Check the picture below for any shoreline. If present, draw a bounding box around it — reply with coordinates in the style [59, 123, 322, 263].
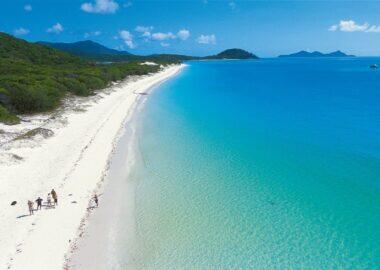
[0, 64, 185, 270]
[66, 91, 143, 269]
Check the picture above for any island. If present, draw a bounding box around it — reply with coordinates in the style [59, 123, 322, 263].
[279, 50, 355, 58]
[204, 48, 259, 60]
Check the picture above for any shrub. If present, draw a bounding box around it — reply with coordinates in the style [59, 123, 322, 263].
[0, 104, 20, 125]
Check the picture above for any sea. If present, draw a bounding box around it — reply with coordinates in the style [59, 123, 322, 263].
[90, 58, 380, 269]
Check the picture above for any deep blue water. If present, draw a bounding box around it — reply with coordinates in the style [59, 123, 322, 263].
[132, 58, 380, 269]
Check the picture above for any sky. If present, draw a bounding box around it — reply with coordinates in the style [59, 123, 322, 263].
[1, 0, 380, 57]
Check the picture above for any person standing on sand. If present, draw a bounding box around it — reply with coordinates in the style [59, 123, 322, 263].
[28, 200, 34, 215]
[47, 193, 52, 207]
[35, 197, 43, 210]
[51, 189, 58, 205]
[93, 194, 98, 207]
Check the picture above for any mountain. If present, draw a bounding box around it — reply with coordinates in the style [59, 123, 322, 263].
[327, 50, 355, 57]
[38, 40, 195, 62]
[39, 40, 258, 62]
[0, 32, 160, 124]
[279, 50, 355, 58]
[206, 48, 258, 60]
[37, 40, 132, 57]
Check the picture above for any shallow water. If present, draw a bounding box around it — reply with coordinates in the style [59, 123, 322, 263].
[127, 58, 380, 269]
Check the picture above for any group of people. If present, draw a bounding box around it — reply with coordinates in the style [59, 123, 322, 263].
[27, 190, 99, 215]
[27, 189, 58, 215]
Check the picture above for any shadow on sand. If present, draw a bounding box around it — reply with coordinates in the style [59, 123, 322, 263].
[16, 215, 29, 219]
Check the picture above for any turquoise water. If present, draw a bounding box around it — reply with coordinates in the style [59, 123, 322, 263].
[132, 59, 380, 269]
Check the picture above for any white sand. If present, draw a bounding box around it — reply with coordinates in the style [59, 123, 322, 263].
[140, 61, 158, 66]
[0, 64, 184, 270]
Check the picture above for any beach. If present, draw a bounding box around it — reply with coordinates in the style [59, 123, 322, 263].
[0, 64, 184, 270]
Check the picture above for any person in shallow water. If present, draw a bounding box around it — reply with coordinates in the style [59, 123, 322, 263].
[51, 189, 58, 205]
[27, 200, 34, 215]
[35, 197, 43, 210]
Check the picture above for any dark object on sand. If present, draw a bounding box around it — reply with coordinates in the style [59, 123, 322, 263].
[370, 64, 378, 69]
[11, 201, 17, 206]
[94, 194, 99, 207]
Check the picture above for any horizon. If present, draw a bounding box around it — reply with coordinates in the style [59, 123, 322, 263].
[1, 1, 380, 57]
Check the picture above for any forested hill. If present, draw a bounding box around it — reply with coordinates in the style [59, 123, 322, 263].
[39, 40, 258, 62]
[37, 40, 132, 57]
[0, 32, 160, 124]
[1, 32, 83, 65]
[205, 49, 259, 60]
[0, 33, 259, 124]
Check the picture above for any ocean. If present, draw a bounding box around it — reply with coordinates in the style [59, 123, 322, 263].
[129, 58, 380, 269]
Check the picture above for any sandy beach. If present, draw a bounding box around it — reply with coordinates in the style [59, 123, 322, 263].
[0, 64, 184, 270]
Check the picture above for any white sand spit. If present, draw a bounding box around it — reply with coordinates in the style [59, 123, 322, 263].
[140, 61, 158, 66]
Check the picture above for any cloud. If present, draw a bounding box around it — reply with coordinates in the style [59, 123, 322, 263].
[84, 31, 102, 38]
[328, 20, 380, 33]
[14, 27, 30, 36]
[119, 30, 136, 49]
[229, 1, 236, 10]
[47, 23, 64, 34]
[135, 27, 191, 43]
[135, 25, 153, 38]
[151, 32, 176, 41]
[328, 25, 338, 32]
[177, 29, 190, 41]
[81, 0, 119, 14]
[24, 4, 32, 12]
[135, 26, 153, 33]
[196, 34, 216, 45]
[160, 42, 170, 47]
[366, 25, 380, 33]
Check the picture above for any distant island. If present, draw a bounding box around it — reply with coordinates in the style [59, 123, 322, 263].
[279, 50, 355, 58]
[38, 40, 258, 62]
[204, 49, 258, 60]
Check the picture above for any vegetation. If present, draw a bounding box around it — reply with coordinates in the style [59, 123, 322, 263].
[0, 32, 161, 124]
[0, 104, 20, 124]
[37, 40, 131, 57]
[205, 49, 258, 60]
[38, 40, 197, 63]
[87, 53, 198, 63]
[0, 32, 259, 124]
